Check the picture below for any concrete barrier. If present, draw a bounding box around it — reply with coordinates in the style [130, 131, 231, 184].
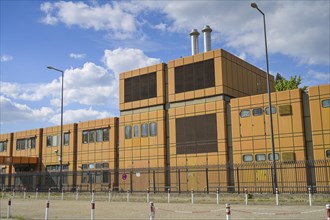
[45, 200, 49, 220]
[226, 203, 231, 220]
[149, 201, 155, 220]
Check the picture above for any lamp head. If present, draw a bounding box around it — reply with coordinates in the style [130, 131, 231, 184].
[47, 66, 53, 69]
[251, 3, 258, 9]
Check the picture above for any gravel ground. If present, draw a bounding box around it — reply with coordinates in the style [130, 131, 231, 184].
[0, 192, 328, 220]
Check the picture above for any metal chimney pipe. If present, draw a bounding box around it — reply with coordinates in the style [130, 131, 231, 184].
[189, 29, 200, 55]
[202, 25, 212, 52]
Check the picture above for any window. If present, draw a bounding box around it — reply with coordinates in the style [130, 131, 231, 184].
[322, 99, 330, 108]
[95, 163, 102, 169]
[279, 105, 292, 116]
[125, 126, 132, 139]
[176, 114, 218, 154]
[103, 128, 109, 141]
[252, 108, 263, 116]
[82, 164, 88, 170]
[255, 154, 266, 162]
[265, 106, 277, 115]
[103, 170, 109, 183]
[47, 136, 52, 147]
[175, 59, 215, 93]
[30, 138, 36, 149]
[326, 150, 330, 158]
[133, 125, 139, 138]
[240, 110, 250, 118]
[89, 130, 95, 143]
[96, 130, 103, 142]
[64, 133, 70, 145]
[82, 131, 88, 143]
[0, 141, 7, 152]
[141, 123, 148, 137]
[150, 122, 157, 137]
[46, 135, 58, 147]
[52, 135, 58, 147]
[103, 163, 109, 169]
[243, 154, 253, 162]
[268, 153, 280, 161]
[124, 72, 157, 102]
[16, 138, 35, 150]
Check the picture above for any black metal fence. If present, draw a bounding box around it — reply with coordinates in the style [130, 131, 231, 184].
[0, 160, 329, 194]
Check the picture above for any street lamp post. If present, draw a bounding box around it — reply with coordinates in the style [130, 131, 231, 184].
[47, 66, 64, 191]
[251, 2, 278, 193]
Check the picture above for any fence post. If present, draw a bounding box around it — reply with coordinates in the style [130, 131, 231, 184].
[178, 169, 181, 194]
[275, 188, 279, 206]
[76, 187, 79, 200]
[61, 188, 64, 201]
[226, 203, 231, 220]
[191, 189, 194, 204]
[1, 188, 4, 199]
[308, 187, 312, 206]
[245, 188, 248, 205]
[45, 200, 49, 220]
[108, 189, 112, 202]
[147, 188, 150, 203]
[36, 188, 38, 199]
[236, 167, 240, 194]
[91, 200, 95, 220]
[12, 189, 15, 199]
[153, 170, 156, 193]
[92, 190, 95, 202]
[167, 188, 170, 203]
[205, 168, 209, 194]
[326, 204, 330, 220]
[149, 201, 155, 220]
[7, 198, 11, 218]
[216, 188, 219, 205]
[127, 190, 130, 202]
[48, 188, 51, 200]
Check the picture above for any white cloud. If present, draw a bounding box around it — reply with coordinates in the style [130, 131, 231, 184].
[154, 23, 167, 31]
[0, 96, 53, 123]
[103, 48, 161, 74]
[69, 53, 86, 59]
[40, 1, 139, 39]
[307, 70, 330, 82]
[49, 107, 112, 124]
[139, 1, 329, 66]
[1, 55, 13, 62]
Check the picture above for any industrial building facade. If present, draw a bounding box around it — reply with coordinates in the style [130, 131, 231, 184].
[0, 48, 329, 193]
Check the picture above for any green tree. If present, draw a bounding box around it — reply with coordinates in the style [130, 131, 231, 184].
[275, 73, 308, 92]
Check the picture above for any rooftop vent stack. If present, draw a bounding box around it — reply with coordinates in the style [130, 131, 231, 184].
[202, 25, 212, 52]
[189, 29, 200, 55]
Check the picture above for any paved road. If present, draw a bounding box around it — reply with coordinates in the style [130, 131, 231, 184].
[0, 198, 327, 219]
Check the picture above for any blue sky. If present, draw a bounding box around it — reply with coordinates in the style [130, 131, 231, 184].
[1, 0, 329, 134]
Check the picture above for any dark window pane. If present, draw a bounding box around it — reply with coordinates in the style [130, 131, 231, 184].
[103, 128, 109, 141]
[133, 125, 139, 138]
[265, 106, 277, 115]
[252, 108, 263, 116]
[255, 154, 266, 161]
[31, 138, 36, 149]
[240, 110, 250, 118]
[184, 64, 194, 92]
[176, 114, 217, 154]
[326, 150, 330, 158]
[89, 131, 95, 143]
[204, 59, 215, 88]
[132, 76, 140, 101]
[140, 74, 149, 100]
[124, 78, 132, 102]
[82, 131, 88, 143]
[141, 123, 148, 137]
[175, 66, 185, 93]
[125, 126, 132, 139]
[47, 136, 52, 147]
[150, 122, 157, 136]
[148, 72, 157, 99]
[194, 61, 204, 90]
[322, 99, 330, 108]
[64, 133, 70, 145]
[96, 129, 103, 142]
[243, 154, 253, 162]
[268, 153, 280, 161]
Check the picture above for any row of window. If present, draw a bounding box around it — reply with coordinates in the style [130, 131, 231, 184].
[82, 128, 109, 144]
[16, 138, 36, 151]
[125, 122, 157, 139]
[240, 105, 287, 118]
[243, 153, 280, 162]
[80, 162, 109, 170]
[0, 141, 7, 152]
[46, 133, 70, 147]
[45, 164, 69, 172]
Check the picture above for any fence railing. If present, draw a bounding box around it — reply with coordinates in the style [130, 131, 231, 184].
[0, 160, 329, 193]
